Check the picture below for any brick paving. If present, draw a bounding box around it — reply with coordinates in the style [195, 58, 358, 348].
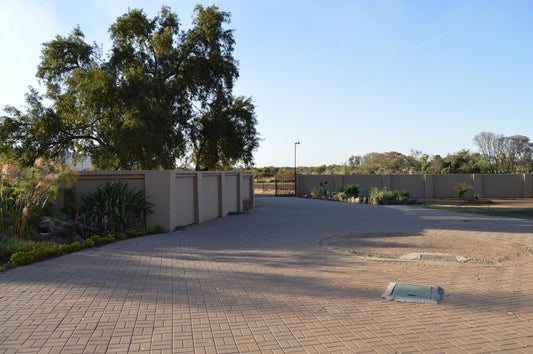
[1, 197, 532, 353]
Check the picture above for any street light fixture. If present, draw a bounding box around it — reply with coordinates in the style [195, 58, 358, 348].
[294, 142, 300, 196]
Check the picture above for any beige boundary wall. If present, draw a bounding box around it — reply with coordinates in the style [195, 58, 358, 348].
[297, 174, 533, 199]
[56, 171, 254, 231]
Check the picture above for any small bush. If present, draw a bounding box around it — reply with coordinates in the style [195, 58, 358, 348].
[311, 187, 323, 197]
[370, 187, 395, 201]
[343, 184, 359, 198]
[115, 233, 127, 240]
[87, 235, 102, 245]
[332, 192, 346, 201]
[370, 187, 410, 202]
[396, 189, 410, 200]
[84, 239, 95, 247]
[454, 183, 472, 199]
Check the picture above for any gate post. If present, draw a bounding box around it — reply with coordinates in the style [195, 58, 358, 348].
[275, 179, 278, 197]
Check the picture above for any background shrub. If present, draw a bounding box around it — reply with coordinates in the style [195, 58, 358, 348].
[370, 187, 410, 201]
[396, 189, 410, 200]
[454, 183, 472, 199]
[343, 184, 359, 198]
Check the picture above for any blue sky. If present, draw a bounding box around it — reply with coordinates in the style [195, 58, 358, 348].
[1, 0, 532, 167]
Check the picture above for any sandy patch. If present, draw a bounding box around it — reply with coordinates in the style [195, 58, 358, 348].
[320, 231, 532, 264]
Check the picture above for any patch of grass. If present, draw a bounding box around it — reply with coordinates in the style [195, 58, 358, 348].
[416, 204, 533, 219]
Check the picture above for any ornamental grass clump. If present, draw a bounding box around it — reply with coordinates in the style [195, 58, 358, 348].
[0, 158, 78, 238]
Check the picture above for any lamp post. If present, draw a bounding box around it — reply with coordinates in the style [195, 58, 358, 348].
[294, 142, 300, 196]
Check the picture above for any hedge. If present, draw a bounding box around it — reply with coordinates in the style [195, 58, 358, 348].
[2, 226, 165, 270]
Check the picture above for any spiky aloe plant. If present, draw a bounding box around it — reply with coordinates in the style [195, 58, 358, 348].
[80, 180, 153, 235]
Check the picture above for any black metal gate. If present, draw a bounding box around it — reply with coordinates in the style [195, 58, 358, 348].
[275, 176, 295, 197]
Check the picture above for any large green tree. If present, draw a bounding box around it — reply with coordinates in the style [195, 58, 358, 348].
[0, 5, 259, 170]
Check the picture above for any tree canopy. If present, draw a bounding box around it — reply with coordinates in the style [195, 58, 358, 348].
[0, 5, 259, 170]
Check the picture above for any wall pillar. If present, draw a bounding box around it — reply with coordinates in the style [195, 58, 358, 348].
[524, 174, 533, 198]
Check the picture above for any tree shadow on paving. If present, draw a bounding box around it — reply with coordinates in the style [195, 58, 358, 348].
[0, 247, 383, 322]
[1, 197, 532, 323]
[1, 236, 532, 320]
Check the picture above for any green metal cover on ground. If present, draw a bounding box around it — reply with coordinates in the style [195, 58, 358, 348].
[382, 282, 444, 304]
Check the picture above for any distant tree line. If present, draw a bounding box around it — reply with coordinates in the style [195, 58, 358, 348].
[248, 132, 533, 178]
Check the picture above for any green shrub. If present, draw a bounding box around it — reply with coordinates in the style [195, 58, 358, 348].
[370, 187, 410, 201]
[84, 239, 95, 247]
[87, 235, 102, 245]
[311, 187, 323, 197]
[102, 234, 115, 244]
[332, 192, 346, 201]
[127, 229, 147, 238]
[454, 183, 472, 199]
[10, 251, 36, 266]
[396, 189, 410, 200]
[115, 233, 127, 240]
[343, 184, 359, 198]
[80, 179, 153, 235]
[370, 187, 395, 201]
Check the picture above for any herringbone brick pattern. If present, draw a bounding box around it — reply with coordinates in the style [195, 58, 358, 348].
[0, 198, 532, 353]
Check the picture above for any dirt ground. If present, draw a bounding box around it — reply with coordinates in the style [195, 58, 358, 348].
[321, 230, 533, 264]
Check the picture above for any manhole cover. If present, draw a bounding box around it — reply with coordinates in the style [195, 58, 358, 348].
[382, 282, 444, 304]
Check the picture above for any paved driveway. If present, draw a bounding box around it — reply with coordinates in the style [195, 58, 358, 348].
[1, 197, 532, 353]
